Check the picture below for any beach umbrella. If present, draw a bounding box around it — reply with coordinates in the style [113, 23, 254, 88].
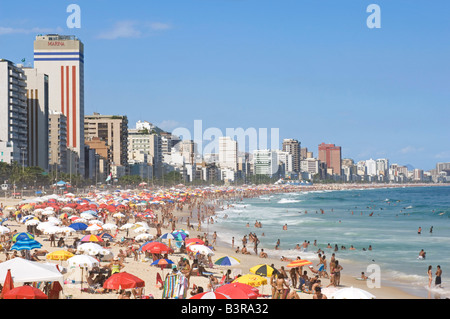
[12, 232, 34, 242]
[103, 272, 145, 290]
[330, 287, 376, 299]
[216, 283, 259, 299]
[67, 255, 100, 268]
[0, 269, 14, 298]
[134, 225, 150, 234]
[43, 226, 62, 235]
[59, 226, 77, 234]
[86, 224, 103, 232]
[98, 232, 114, 241]
[77, 243, 106, 255]
[232, 274, 267, 287]
[80, 234, 103, 243]
[37, 222, 57, 231]
[286, 259, 312, 268]
[0, 225, 11, 234]
[101, 223, 118, 231]
[188, 244, 214, 256]
[190, 291, 231, 299]
[150, 258, 174, 269]
[46, 250, 75, 261]
[140, 242, 172, 254]
[185, 238, 204, 246]
[24, 219, 40, 227]
[11, 238, 42, 251]
[80, 212, 95, 220]
[135, 233, 153, 242]
[3, 285, 48, 299]
[119, 223, 134, 230]
[160, 232, 176, 240]
[214, 256, 241, 267]
[113, 212, 125, 218]
[249, 264, 280, 277]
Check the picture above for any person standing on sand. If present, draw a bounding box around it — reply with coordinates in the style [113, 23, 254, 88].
[427, 265, 433, 288]
[435, 265, 442, 288]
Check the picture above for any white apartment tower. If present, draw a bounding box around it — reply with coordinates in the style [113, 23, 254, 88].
[34, 34, 85, 175]
[218, 136, 238, 171]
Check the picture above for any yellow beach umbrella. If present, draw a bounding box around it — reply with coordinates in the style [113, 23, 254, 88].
[232, 274, 267, 287]
[46, 250, 75, 261]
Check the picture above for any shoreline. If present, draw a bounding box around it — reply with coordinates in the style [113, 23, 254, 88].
[0, 183, 442, 299]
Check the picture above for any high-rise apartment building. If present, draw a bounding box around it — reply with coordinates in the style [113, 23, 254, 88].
[24, 67, 49, 170]
[318, 143, 342, 176]
[253, 149, 278, 176]
[128, 125, 162, 178]
[84, 113, 128, 168]
[48, 111, 67, 173]
[34, 34, 85, 174]
[0, 60, 28, 165]
[218, 136, 238, 171]
[282, 139, 301, 173]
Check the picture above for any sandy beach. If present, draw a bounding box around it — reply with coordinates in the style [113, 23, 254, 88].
[0, 183, 430, 300]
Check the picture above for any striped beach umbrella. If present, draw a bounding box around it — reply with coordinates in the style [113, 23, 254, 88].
[249, 264, 279, 277]
[80, 234, 103, 243]
[214, 256, 241, 266]
[12, 232, 34, 243]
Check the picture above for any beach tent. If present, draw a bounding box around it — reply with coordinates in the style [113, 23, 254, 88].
[0, 258, 64, 286]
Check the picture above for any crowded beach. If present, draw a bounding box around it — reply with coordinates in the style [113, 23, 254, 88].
[0, 183, 425, 299]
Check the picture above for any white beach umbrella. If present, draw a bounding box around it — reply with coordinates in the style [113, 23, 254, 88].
[119, 223, 134, 230]
[80, 212, 95, 220]
[0, 226, 11, 234]
[32, 208, 45, 215]
[43, 226, 62, 235]
[134, 226, 151, 234]
[86, 224, 103, 232]
[67, 255, 100, 268]
[113, 212, 125, 218]
[88, 220, 104, 226]
[135, 233, 154, 241]
[47, 216, 62, 225]
[37, 221, 58, 231]
[188, 244, 215, 256]
[101, 223, 118, 231]
[61, 207, 74, 212]
[59, 226, 77, 234]
[77, 243, 105, 255]
[330, 287, 376, 299]
[25, 219, 40, 226]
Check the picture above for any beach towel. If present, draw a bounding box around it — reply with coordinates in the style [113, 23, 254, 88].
[162, 274, 178, 299]
[162, 274, 188, 299]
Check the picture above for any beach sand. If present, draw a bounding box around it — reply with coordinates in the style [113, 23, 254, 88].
[0, 186, 424, 300]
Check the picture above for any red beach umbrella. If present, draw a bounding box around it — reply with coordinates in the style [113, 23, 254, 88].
[141, 242, 173, 254]
[0, 269, 14, 298]
[103, 272, 145, 290]
[216, 283, 259, 299]
[3, 285, 48, 299]
[190, 291, 231, 299]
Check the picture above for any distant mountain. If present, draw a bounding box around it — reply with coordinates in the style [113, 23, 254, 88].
[405, 164, 415, 171]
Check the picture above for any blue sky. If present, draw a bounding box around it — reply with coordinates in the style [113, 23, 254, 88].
[0, 0, 449, 170]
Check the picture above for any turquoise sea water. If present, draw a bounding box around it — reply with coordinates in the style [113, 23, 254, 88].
[208, 185, 450, 298]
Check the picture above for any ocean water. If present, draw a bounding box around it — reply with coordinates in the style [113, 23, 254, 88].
[208, 185, 450, 299]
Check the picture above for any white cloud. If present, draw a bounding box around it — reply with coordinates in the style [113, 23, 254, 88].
[400, 146, 424, 154]
[97, 21, 142, 40]
[157, 120, 181, 132]
[97, 20, 172, 40]
[0, 26, 63, 35]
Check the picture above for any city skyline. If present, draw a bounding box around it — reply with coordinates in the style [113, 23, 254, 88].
[0, 1, 449, 170]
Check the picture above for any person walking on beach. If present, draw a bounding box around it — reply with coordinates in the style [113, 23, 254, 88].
[435, 265, 442, 288]
[427, 265, 433, 288]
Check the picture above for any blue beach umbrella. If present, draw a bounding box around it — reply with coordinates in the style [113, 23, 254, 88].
[11, 238, 42, 251]
[12, 232, 35, 243]
[68, 222, 88, 231]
